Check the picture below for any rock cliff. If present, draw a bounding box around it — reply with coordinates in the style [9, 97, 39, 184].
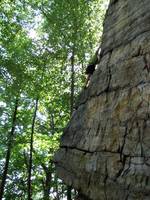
[54, 0, 150, 199]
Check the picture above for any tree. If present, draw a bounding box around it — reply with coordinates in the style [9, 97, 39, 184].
[27, 98, 39, 200]
[0, 98, 19, 200]
[0, 0, 109, 199]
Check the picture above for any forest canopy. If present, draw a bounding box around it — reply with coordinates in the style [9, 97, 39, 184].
[0, 0, 109, 199]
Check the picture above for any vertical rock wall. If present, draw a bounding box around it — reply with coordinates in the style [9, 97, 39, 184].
[55, 0, 150, 199]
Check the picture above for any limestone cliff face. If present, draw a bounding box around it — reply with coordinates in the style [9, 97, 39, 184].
[54, 0, 150, 199]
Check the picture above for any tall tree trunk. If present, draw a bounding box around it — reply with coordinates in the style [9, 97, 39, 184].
[42, 162, 52, 200]
[70, 49, 75, 115]
[67, 186, 72, 200]
[27, 98, 38, 200]
[0, 98, 19, 200]
[54, 174, 60, 200]
[67, 49, 75, 200]
[43, 170, 52, 199]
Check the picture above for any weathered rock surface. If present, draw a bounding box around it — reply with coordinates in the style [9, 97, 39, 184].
[54, 0, 150, 199]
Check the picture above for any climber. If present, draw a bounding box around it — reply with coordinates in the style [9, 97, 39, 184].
[85, 47, 101, 88]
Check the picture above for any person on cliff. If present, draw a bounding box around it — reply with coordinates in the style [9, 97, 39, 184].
[85, 47, 101, 88]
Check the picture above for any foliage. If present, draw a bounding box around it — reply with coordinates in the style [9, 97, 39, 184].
[0, 0, 109, 199]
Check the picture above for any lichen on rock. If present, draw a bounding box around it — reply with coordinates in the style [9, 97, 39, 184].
[54, 0, 150, 199]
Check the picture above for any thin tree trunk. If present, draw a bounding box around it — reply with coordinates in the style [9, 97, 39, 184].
[44, 172, 51, 200]
[54, 175, 60, 200]
[43, 171, 52, 199]
[42, 162, 52, 200]
[67, 186, 72, 200]
[61, 184, 64, 199]
[50, 112, 55, 135]
[70, 49, 75, 115]
[27, 98, 38, 200]
[0, 98, 19, 200]
[67, 48, 75, 200]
